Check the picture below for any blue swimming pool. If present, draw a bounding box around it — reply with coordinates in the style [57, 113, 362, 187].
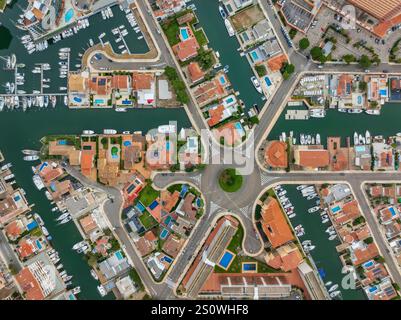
[219, 76, 226, 85]
[36, 240, 42, 250]
[122, 99, 132, 105]
[363, 260, 374, 269]
[164, 216, 172, 225]
[180, 27, 190, 41]
[94, 99, 105, 105]
[219, 251, 234, 269]
[162, 255, 173, 263]
[331, 205, 341, 213]
[135, 202, 145, 212]
[65, 8, 74, 23]
[368, 285, 378, 293]
[380, 89, 387, 96]
[180, 184, 188, 198]
[39, 162, 48, 172]
[242, 263, 256, 271]
[73, 96, 82, 103]
[58, 140, 67, 145]
[166, 141, 170, 151]
[225, 97, 234, 104]
[264, 76, 272, 87]
[160, 228, 169, 239]
[357, 95, 362, 104]
[234, 122, 245, 137]
[26, 221, 38, 231]
[250, 51, 259, 61]
[115, 250, 124, 260]
[355, 145, 366, 152]
[123, 141, 132, 147]
[149, 200, 159, 210]
[389, 206, 397, 216]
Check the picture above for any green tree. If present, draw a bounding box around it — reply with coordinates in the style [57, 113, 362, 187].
[342, 54, 356, 64]
[359, 54, 372, 69]
[358, 81, 367, 92]
[310, 46, 325, 63]
[281, 63, 295, 80]
[299, 38, 310, 50]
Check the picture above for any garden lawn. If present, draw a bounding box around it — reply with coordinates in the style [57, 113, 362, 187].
[138, 184, 160, 207]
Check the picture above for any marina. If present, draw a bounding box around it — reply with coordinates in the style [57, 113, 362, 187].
[280, 185, 366, 300]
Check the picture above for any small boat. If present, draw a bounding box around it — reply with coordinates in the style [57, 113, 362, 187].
[288, 213, 296, 218]
[348, 108, 363, 114]
[59, 216, 72, 225]
[322, 218, 329, 224]
[354, 132, 359, 146]
[316, 134, 321, 145]
[41, 226, 49, 237]
[308, 206, 319, 213]
[219, 5, 227, 19]
[103, 129, 117, 135]
[325, 281, 333, 287]
[326, 226, 334, 233]
[51, 207, 58, 212]
[83, 130, 95, 135]
[365, 109, 380, 115]
[304, 245, 315, 251]
[23, 155, 39, 161]
[115, 107, 127, 112]
[302, 240, 312, 246]
[329, 285, 339, 293]
[72, 287, 81, 295]
[251, 76, 262, 94]
[365, 130, 371, 144]
[328, 234, 337, 241]
[97, 285, 107, 297]
[330, 291, 341, 298]
[338, 108, 347, 113]
[57, 213, 70, 221]
[90, 269, 99, 280]
[56, 264, 63, 270]
[72, 241, 86, 250]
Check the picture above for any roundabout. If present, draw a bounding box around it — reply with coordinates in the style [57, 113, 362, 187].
[218, 168, 243, 193]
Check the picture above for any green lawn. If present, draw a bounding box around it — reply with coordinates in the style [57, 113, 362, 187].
[218, 168, 243, 193]
[162, 20, 180, 46]
[138, 211, 158, 230]
[138, 184, 160, 207]
[193, 28, 208, 46]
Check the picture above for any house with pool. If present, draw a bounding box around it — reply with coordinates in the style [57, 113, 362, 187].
[68, 71, 90, 108]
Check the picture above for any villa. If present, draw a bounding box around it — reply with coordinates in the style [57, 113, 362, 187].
[132, 72, 156, 107]
[0, 189, 30, 226]
[293, 146, 330, 170]
[264, 141, 288, 169]
[153, 0, 187, 20]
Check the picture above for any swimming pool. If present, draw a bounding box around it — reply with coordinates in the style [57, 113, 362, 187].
[135, 202, 146, 212]
[160, 228, 169, 239]
[180, 27, 190, 41]
[39, 162, 48, 172]
[26, 221, 38, 231]
[149, 200, 159, 210]
[65, 8, 74, 23]
[219, 76, 226, 85]
[94, 99, 105, 105]
[36, 240, 42, 250]
[164, 216, 172, 225]
[363, 260, 374, 269]
[123, 141, 131, 147]
[357, 95, 362, 104]
[115, 250, 124, 260]
[264, 76, 272, 87]
[166, 141, 170, 151]
[218, 250, 235, 269]
[355, 145, 366, 152]
[242, 262, 257, 272]
[58, 140, 67, 145]
[389, 206, 397, 216]
[162, 255, 173, 263]
[234, 122, 245, 137]
[73, 96, 82, 103]
[331, 205, 341, 213]
[250, 51, 259, 61]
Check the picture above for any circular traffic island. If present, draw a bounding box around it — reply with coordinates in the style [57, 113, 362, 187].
[218, 168, 243, 193]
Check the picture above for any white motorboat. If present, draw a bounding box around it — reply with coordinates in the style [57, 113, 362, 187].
[306, 194, 317, 200]
[90, 269, 99, 280]
[288, 213, 296, 218]
[302, 240, 312, 246]
[22, 149, 39, 155]
[330, 291, 341, 298]
[23, 155, 39, 161]
[103, 129, 117, 135]
[325, 281, 333, 287]
[115, 107, 127, 112]
[41, 226, 49, 237]
[308, 206, 319, 213]
[250, 76, 262, 94]
[57, 213, 70, 221]
[328, 234, 337, 241]
[83, 130, 95, 135]
[365, 109, 380, 115]
[354, 132, 359, 146]
[348, 108, 363, 114]
[33, 175, 45, 190]
[59, 216, 72, 225]
[322, 218, 329, 224]
[72, 287, 81, 295]
[365, 130, 371, 144]
[316, 134, 321, 145]
[45, 191, 53, 200]
[97, 285, 107, 297]
[34, 213, 44, 226]
[224, 19, 235, 37]
[219, 5, 227, 19]
[72, 241, 86, 250]
[328, 284, 339, 293]
[309, 109, 326, 118]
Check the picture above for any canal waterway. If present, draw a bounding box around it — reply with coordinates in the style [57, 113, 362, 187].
[191, 0, 264, 111]
[0, 1, 190, 299]
[282, 185, 366, 300]
[269, 104, 401, 146]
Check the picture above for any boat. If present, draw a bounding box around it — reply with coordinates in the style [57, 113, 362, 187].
[97, 285, 107, 297]
[338, 108, 347, 113]
[57, 213, 70, 221]
[90, 269, 99, 280]
[103, 129, 117, 135]
[316, 134, 321, 145]
[219, 5, 227, 19]
[72, 287, 81, 295]
[41, 226, 49, 237]
[115, 107, 127, 112]
[325, 281, 333, 287]
[309, 109, 326, 118]
[63, 275, 73, 281]
[34, 213, 44, 226]
[288, 213, 296, 218]
[322, 218, 329, 224]
[51, 207, 58, 212]
[22, 149, 39, 155]
[64, 96, 68, 106]
[59, 216, 72, 225]
[250, 76, 262, 93]
[3, 174, 14, 181]
[348, 108, 363, 114]
[308, 206, 319, 213]
[33, 175, 45, 190]
[328, 284, 339, 293]
[326, 226, 334, 233]
[304, 245, 315, 252]
[330, 291, 341, 298]
[65, 281, 73, 287]
[77, 245, 88, 253]
[365, 109, 380, 115]
[306, 194, 317, 200]
[365, 130, 371, 144]
[82, 130, 95, 135]
[23, 155, 39, 161]
[328, 234, 337, 241]
[224, 19, 235, 37]
[45, 191, 53, 200]
[302, 240, 312, 246]
[354, 132, 359, 146]
[56, 264, 63, 270]
[72, 241, 86, 250]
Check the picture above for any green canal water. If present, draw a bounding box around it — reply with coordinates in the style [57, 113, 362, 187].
[283, 185, 366, 300]
[269, 104, 401, 145]
[0, 2, 190, 299]
[191, 0, 264, 111]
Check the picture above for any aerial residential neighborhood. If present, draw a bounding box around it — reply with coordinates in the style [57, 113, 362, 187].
[1, 0, 401, 313]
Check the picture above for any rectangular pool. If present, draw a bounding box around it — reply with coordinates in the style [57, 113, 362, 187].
[242, 262, 257, 272]
[218, 250, 235, 269]
[331, 205, 341, 213]
[180, 27, 190, 41]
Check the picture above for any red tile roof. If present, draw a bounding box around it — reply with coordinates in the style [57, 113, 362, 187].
[264, 141, 288, 168]
[298, 150, 330, 168]
[16, 268, 45, 300]
[188, 62, 205, 83]
[172, 37, 200, 61]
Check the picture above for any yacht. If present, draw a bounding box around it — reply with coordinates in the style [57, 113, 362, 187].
[90, 269, 99, 280]
[348, 108, 363, 114]
[23, 155, 39, 161]
[224, 19, 235, 37]
[353, 132, 359, 146]
[365, 130, 371, 144]
[219, 5, 227, 19]
[72, 241, 86, 250]
[4, 174, 15, 181]
[34, 213, 44, 226]
[308, 206, 319, 213]
[22, 149, 39, 155]
[77, 245, 88, 253]
[328, 234, 337, 241]
[57, 212, 70, 221]
[328, 284, 339, 293]
[58, 216, 72, 225]
[250, 76, 262, 93]
[309, 109, 326, 118]
[103, 129, 117, 135]
[41, 226, 49, 237]
[83, 130, 95, 135]
[97, 285, 107, 297]
[72, 287, 81, 295]
[33, 175, 45, 190]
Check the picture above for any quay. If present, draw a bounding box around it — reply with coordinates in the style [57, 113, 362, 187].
[285, 109, 309, 120]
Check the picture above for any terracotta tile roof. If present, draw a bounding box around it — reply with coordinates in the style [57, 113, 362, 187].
[264, 141, 288, 168]
[161, 190, 180, 213]
[261, 197, 294, 248]
[348, 0, 401, 21]
[353, 242, 380, 265]
[16, 268, 44, 300]
[112, 75, 130, 90]
[5, 220, 24, 240]
[144, 230, 158, 242]
[267, 53, 287, 72]
[162, 234, 184, 258]
[172, 37, 200, 61]
[188, 62, 205, 83]
[207, 104, 226, 127]
[79, 215, 98, 235]
[298, 150, 330, 168]
[80, 152, 93, 177]
[132, 73, 154, 90]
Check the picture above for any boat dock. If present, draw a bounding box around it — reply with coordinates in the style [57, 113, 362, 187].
[285, 109, 310, 120]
